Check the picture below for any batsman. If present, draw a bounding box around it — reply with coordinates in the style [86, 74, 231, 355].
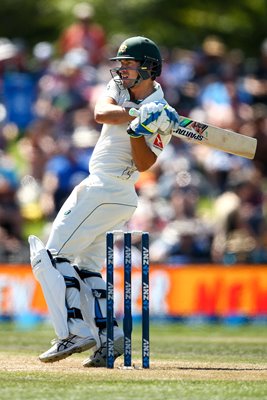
[29, 35, 179, 367]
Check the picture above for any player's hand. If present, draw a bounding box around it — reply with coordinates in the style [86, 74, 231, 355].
[128, 102, 166, 137]
[158, 103, 180, 134]
[137, 102, 166, 133]
[127, 102, 179, 138]
[127, 117, 145, 138]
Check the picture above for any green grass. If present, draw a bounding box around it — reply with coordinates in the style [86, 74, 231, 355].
[1, 322, 267, 400]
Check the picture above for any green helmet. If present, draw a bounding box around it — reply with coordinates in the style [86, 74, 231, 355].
[110, 36, 162, 80]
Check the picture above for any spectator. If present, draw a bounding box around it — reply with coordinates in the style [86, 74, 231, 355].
[34, 53, 91, 137]
[243, 38, 267, 104]
[0, 32, 267, 266]
[40, 120, 99, 220]
[0, 152, 28, 262]
[250, 103, 267, 176]
[32, 41, 54, 80]
[211, 168, 267, 264]
[0, 38, 37, 130]
[58, 2, 106, 67]
[149, 186, 212, 264]
[111, 233, 142, 267]
[16, 118, 57, 223]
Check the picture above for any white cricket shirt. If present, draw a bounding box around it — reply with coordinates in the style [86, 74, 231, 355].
[89, 79, 172, 183]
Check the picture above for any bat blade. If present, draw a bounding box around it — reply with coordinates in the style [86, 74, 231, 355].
[173, 116, 257, 159]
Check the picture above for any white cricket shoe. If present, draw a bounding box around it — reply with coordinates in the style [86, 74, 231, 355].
[39, 334, 96, 363]
[82, 327, 124, 368]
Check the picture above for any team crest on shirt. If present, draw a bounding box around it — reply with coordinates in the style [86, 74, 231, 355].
[153, 133, 163, 150]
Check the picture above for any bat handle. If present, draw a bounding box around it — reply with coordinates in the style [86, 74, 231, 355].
[129, 108, 140, 117]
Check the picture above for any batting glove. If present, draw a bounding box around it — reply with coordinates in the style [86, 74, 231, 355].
[127, 102, 179, 138]
[127, 117, 145, 138]
[160, 104, 180, 134]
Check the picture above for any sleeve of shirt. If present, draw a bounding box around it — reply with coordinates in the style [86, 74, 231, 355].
[104, 79, 121, 103]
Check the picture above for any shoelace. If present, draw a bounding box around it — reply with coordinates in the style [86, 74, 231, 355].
[50, 335, 76, 348]
[92, 341, 107, 358]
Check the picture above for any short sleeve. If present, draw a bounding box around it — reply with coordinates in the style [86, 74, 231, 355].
[104, 79, 121, 103]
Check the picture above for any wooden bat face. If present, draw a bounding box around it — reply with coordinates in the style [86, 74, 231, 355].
[173, 116, 257, 160]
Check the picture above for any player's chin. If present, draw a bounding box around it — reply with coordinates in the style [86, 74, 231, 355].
[121, 78, 135, 89]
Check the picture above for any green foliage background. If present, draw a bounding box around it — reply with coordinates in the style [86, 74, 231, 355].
[0, 0, 266, 56]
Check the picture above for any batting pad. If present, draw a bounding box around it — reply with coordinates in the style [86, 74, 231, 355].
[79, 277, 105, 348]
[28, 235, 69, 339]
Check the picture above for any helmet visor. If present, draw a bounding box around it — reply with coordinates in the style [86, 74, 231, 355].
[110, 65, 142, 89]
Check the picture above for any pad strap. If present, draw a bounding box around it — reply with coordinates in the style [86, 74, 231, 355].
[67, 307, 83, 320]
[92, 289, 106, 299]
[63, 275, 80, 291]
[92, 289, 117, 329]
[95, 318, 118, 330]
[54, 256, 71, 264]
[75, 268, 102, 281]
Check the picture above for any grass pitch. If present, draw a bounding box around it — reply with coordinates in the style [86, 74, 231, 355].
[0, 322, 267, 400]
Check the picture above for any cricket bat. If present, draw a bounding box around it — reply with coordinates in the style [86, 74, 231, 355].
[129, 109, 257, 160]
[172, 116, 257, 159]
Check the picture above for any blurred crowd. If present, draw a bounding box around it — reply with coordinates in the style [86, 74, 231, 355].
[0, 2, 267, 265]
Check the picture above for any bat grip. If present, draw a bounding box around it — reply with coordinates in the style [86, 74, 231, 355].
[129, 108, 140, 117]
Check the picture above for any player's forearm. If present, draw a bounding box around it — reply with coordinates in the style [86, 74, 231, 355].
[94, 103, 134, 125]
[130, 136, 157, 172]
